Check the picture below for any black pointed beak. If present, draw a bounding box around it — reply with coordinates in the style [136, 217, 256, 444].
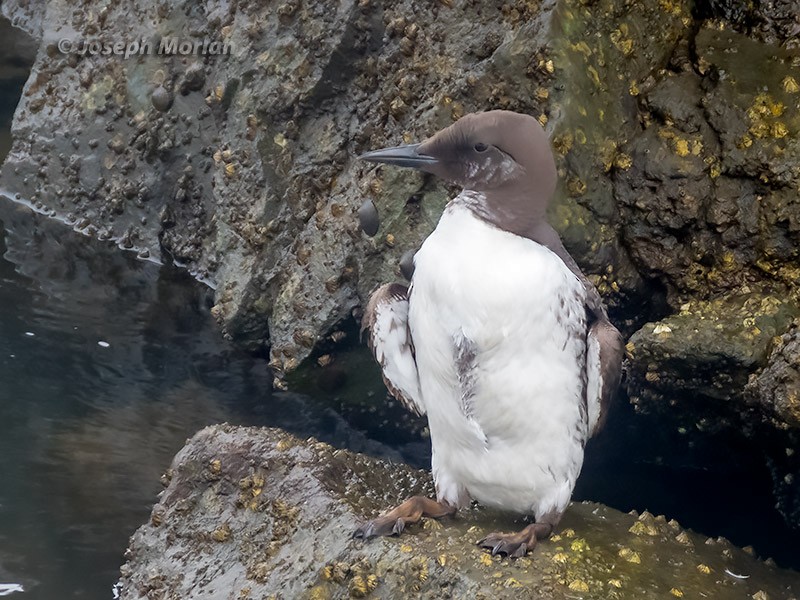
[358, 143, 438, 169]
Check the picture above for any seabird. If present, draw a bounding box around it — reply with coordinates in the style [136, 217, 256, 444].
[354, 110, 623, 557]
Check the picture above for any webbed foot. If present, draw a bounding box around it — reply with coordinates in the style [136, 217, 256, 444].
[477, 522, 553, 558]
[353, 496, 456, 540]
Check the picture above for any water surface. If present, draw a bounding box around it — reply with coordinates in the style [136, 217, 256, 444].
[0, 197, 404, 599]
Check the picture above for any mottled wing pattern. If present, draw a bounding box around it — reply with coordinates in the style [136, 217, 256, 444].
[361, 283, 425, 416]
[585, 317, 624, 436]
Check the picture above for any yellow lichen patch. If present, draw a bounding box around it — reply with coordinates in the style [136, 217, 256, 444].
[238, 587, 253, 600]
[437, 554, 447, 567]
[211, 522, 232, 542]
[552, 132, 574, 156]
[629, 81, 640, 96]
[385, 233, 395, 247]
[562, 528, 576, 538]
[670, 588, 684, 597]
[224, 163, 236, 177]
[505, 577, 523, 588]
[608, 579, 623, 588]
[570, 41, 593, 57]
[537, 114, 548, 126]
[691, 140, 703, 156]
[349, 574, 378, 598]
[674, 138, 690, 157]
[567, 177, 587, 197]
[570, 538, 589, 553]
[308, 585, 330, 600]
[552, 552, 569, 564]
[422, 518, 442, 530]
[629, 521, 659, 536]
[414, 558, 429, 582]
[697, 563, 711, 574]
[275, 439, 292, 451]
[772, 122, 788, 139]
[535, 87, 550, 101]
[545, 59, 555, 74]
[653, 323, 672, 335]
[747, 93, 788, 139]
[587, 65, 601, 87]
[568, 580, 590, 592]
[783, 76, 799, 93]
[598, 139, 619, 172]
[614, 153, 633, 170]
[737, 134, 754, 149]
[659, 0, 683, 16]
[209, 458, 222, 475]
[618, 547, 641, 564]
[610, 26, 634, 56]
[479, 553, 494, 567]
[273, 132, 287, 148]
[550, 534, 562, 542]
[400, 544, 413, 553]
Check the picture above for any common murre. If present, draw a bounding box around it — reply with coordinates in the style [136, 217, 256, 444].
[355, 110, 623, 557]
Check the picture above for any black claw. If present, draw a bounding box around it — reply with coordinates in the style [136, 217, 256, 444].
[392, 518, 405, 535]
[511, 543, 528, 558]
[353, 522, 376, 540]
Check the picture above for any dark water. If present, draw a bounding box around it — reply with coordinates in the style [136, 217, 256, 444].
[0, 196, 417, 599]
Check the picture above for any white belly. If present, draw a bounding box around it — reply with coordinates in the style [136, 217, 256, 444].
[409, 203, 588, 518]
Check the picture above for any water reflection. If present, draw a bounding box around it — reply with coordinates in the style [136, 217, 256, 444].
[0, 196, 398, 599]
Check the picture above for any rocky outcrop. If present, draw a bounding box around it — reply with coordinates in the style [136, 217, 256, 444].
[0, 0, 678, 374]
[117, 425, 800, 599]
[119, 425, 798, 600]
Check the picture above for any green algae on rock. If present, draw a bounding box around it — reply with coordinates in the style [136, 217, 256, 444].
[627, 292, 800, 411]
[117, 425, 800, 599]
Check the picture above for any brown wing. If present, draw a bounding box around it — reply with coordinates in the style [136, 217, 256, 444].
[586, 317, 624, 436]
[361, 283, 425, 416]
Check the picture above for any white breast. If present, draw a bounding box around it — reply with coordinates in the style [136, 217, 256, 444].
[409, 201, 588, 519]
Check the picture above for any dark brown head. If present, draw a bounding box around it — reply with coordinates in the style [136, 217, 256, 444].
[359, 110, 557, 235]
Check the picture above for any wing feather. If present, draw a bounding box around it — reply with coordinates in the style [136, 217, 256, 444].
[586, 317, 624, 436]
[361, 283, 425, 416]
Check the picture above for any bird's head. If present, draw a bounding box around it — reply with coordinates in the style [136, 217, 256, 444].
[359, 110, 557, 230]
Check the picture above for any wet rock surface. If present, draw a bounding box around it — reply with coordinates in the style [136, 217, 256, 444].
[117, 425, 800, 599]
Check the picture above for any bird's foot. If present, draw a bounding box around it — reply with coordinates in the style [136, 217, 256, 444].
[477, 522, 553, 558]
[353, 496, 456, 540]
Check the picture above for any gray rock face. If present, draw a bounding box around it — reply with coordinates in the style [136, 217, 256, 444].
[118, 425, 800, 600]
[0, 0, 664, 375]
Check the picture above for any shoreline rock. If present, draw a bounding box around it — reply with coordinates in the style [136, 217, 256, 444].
[117, 425, 800, 599]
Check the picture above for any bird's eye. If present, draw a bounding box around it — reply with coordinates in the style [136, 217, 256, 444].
[474, 143, 488, 153]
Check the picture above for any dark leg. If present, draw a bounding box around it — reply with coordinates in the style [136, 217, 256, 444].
[353, 496, 456, 539]
[477, 521, 554, 558]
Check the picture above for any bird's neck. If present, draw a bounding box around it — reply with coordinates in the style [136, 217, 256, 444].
[454, 187, 547, 240]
